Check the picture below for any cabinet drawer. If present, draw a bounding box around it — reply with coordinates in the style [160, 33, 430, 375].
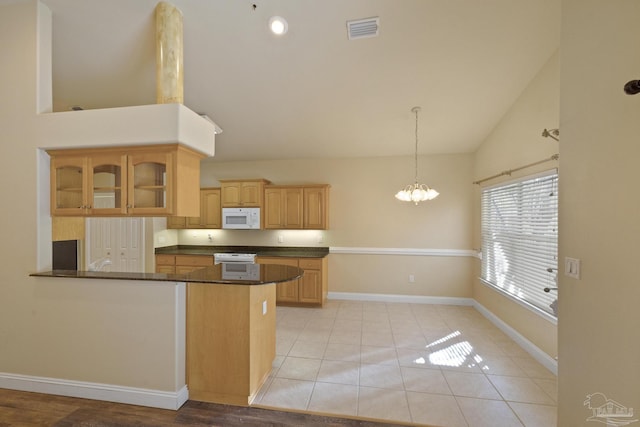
[156, 265, 176, 274]
[175, 255, 214, 266]
[176, 265, 207, 274]
[256, 257, 299, 267]
[156, 254, 176, 265]
[299, 258, 323, 269]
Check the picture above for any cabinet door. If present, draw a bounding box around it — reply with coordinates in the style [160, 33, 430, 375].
[264, 188, 284, 229]
[51, 156, 89, 215]
[284, 188, 304, 228]
[200, 188, 221, 228]
[299, 269, 322, 303]
[257, 257, 300, 303]
[127, 151, 174, 215]
[240, 182, 261, 207]
[265, 187, 303, 229]
[304, 187, 329, 229]
[89, 153, 128, 215]
[221, 182, 241, 207]
[277, 280, 299, 303]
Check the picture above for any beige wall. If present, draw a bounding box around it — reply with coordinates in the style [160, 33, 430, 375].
[0, 1, 184, 396]
[472, 51, 560, 359]
[183, 155, 475, 297]
[558, 1, 640, 424]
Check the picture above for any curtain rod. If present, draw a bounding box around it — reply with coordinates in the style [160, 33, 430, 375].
[473, 154, 559, 185]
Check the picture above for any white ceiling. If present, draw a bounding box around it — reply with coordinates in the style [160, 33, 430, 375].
[40, 0, 560, 162]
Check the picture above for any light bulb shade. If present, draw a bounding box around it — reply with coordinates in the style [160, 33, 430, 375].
[395, 183, 439, 205]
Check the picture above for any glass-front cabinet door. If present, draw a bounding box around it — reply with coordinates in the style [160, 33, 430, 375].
[127, 151, 174, 215]
[89, 154, 128, 215]
[51, 156, 88, 215]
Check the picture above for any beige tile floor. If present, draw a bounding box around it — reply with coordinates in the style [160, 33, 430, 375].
[253, 300, 557, 427]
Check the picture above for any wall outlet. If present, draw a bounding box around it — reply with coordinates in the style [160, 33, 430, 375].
[278, 235, 284, 243]
[317, 234, 324, 243]
[409, 274, 415, 283]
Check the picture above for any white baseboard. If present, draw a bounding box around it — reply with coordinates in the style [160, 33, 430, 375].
[0, 372, 188, 410]
[328, 292, 557, 376]
[473, 302, 558, 375]
[328, 291, 474, 306]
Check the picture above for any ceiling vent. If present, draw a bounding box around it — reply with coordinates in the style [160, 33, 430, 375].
[347, 17, 379, 40]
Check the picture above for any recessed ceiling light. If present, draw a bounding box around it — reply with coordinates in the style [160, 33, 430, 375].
[269, 16, 288, 35]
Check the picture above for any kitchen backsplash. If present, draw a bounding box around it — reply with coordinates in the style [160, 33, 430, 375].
[156, 228, 328, 248]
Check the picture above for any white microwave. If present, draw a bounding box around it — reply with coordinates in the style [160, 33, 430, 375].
[222, 207, 261, 229]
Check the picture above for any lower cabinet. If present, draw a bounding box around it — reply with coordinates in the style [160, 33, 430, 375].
[156, 253, 328, 307]
[256, 256, 327, 307]
[155, 254, 214, 274]
[155, 254, 176, 274]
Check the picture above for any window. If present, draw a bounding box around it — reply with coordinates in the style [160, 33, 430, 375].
[481, 171, 558, 317]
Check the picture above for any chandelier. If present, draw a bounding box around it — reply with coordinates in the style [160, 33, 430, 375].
[395, 107, 439, 204]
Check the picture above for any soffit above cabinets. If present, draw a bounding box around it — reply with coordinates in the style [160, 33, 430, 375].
[36, 103, 218, 157]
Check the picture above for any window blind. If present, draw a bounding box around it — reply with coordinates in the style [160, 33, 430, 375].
[481, 171, 558, 317]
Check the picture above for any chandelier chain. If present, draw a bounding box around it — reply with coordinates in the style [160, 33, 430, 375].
[414, 107, 419, 183]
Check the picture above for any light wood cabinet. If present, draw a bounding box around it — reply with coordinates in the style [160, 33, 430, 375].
[256, 256, 327, 307]
[168, 188, 221, 229]
[48, 144, 204, 217]
[298, 258, 324, 303]
[303, 185, 330, 229]
[187, 282, 276, 406]
[220, 179, 270, 208]
[155, 254, 176, 274]
[264, 187, 303, 229]
[166, 216, 186, 229]
[155, 254, 214, 273]
[264, 184, 330, 230]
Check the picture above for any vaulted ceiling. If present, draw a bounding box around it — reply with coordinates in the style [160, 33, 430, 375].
[41, 0, 560, 161]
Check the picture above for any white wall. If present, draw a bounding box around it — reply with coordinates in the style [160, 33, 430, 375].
[558, 1, 640, 424]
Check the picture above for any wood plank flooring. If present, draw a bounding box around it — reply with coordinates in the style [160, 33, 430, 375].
[0, 389, 416, 427]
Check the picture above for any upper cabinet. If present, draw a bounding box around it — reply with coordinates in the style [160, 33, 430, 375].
[49, 144, 204, 217]
[303, 185, 330, 229]
[168, 187, 221, 229]
[220, 179, 270, 208]
[265, 184, 330, 230]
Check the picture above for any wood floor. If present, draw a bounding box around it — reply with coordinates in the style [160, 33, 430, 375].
[0, 388, 415, 427]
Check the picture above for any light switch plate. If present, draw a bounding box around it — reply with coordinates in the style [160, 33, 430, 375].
[565, 257, 581, 279]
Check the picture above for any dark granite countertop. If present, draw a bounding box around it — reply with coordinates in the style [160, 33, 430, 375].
[31, 264, 304, 285]
[155, 245, 329, 258]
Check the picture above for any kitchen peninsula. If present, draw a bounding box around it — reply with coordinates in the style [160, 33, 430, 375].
[31, 263, 303, 407]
